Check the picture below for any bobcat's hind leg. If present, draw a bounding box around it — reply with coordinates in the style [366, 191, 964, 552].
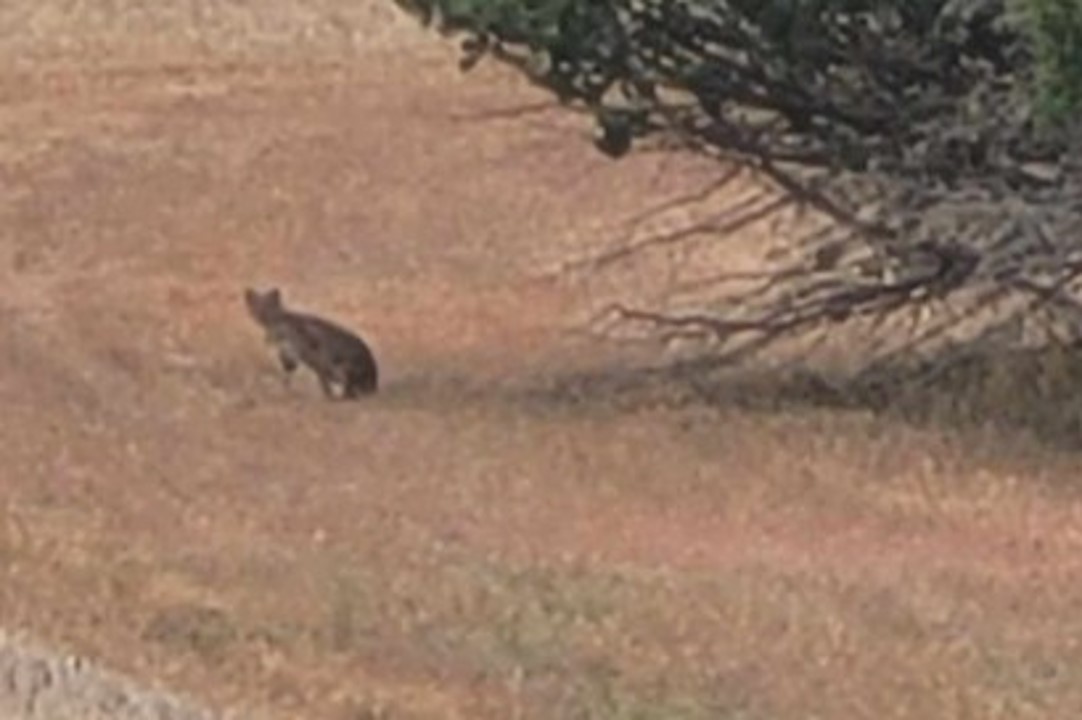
[341, 374, 373, 399]
[316, 372, 340, 400]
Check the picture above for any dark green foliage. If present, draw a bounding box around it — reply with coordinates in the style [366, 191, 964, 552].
[1015, 0, 1082, 125]
[396, 0, 1032, 179]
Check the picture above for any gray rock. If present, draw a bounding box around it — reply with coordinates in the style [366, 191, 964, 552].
[0, 631, 247, 720]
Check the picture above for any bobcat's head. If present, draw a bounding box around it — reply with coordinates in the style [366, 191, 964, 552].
[244, 287, 285, 326]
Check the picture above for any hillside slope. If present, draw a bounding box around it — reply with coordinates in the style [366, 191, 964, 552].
[3, 3, 1082, 720]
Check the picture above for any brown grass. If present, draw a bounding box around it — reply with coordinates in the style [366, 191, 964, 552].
[3, 3, 1082, 720]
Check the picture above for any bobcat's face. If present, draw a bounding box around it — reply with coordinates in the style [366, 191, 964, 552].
[244, 287, 284, 326]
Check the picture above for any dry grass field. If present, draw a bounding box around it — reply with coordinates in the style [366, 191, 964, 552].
[4, 3, 1082, 719]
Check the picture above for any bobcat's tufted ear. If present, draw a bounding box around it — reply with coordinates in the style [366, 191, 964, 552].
[243, 287, 282, 305]
[244, 287, 284, 319]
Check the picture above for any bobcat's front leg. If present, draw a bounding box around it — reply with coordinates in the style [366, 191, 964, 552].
[277, 350, 299, 387]
[277, 350, 299, 372]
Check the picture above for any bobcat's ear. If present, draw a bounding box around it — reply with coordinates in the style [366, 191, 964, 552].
[266, 288, 282, 308]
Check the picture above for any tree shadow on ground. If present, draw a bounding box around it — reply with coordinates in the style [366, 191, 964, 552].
[527, 343, 1082, 454]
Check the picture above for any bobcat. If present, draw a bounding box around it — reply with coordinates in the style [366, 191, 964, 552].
[244, 287, 378, 399]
